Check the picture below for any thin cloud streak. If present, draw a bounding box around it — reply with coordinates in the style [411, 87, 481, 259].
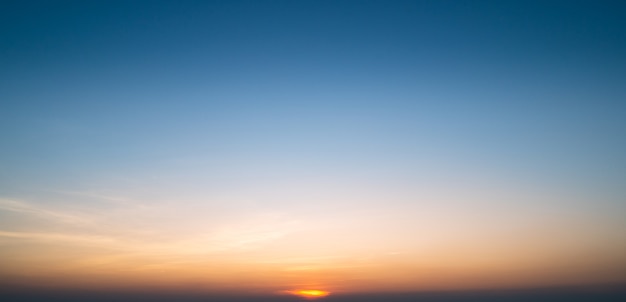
[0, 197, 303, 257]
[0, 198, 96, 226]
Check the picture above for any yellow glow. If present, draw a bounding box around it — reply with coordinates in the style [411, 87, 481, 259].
[290, 289, 330, 299]
[1, 194, 625, 294]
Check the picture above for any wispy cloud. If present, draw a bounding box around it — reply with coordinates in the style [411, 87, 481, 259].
[52, 190, 154, 209]
[0, 197, 301, 257]
[0, 230, 121, 246]
[0, 198, 96, 226]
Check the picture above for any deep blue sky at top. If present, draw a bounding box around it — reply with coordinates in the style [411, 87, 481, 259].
[1, 0, 625, 200]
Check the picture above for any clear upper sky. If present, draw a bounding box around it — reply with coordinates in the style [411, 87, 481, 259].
[1, 0, 625, 295]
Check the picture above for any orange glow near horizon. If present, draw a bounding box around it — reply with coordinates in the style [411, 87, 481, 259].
[289, 289, 330, 299]
[1, 193, 626, 294]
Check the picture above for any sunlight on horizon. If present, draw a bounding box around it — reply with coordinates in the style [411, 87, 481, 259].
[285, 289, 330, 299]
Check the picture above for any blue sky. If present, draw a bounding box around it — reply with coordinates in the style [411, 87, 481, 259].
[1, 0, 625, 294]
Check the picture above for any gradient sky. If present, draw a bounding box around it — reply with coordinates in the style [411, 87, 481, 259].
[1, 0, 626, 296]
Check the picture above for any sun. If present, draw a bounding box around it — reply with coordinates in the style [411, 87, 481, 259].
[289, 289, 330, 299]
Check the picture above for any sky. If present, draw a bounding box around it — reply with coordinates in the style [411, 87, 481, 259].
[1, 0, 626, 298]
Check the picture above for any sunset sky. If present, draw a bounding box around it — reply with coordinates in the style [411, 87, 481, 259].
[1, 0, 625, 298]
